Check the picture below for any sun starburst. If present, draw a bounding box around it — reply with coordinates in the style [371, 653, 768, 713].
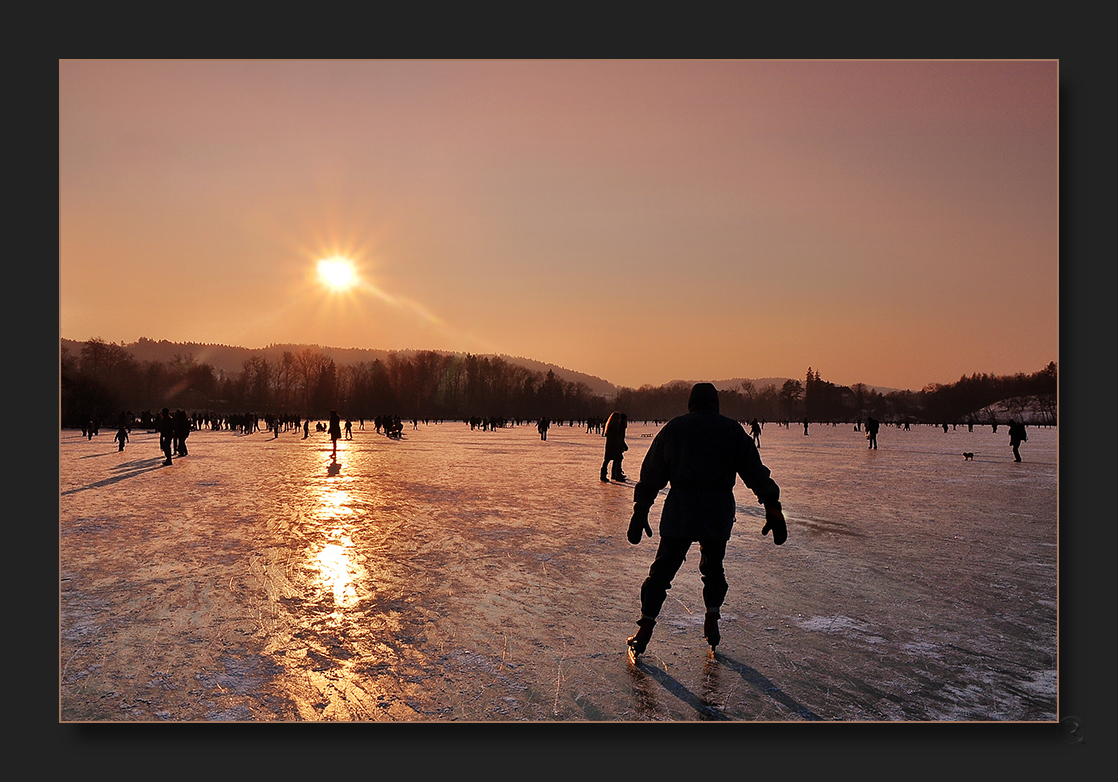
[317, 257, 359, 291]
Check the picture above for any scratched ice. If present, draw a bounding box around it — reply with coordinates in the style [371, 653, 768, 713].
[60, 419, 1057, 721]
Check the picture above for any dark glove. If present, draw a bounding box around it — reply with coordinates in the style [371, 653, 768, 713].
[761, 502, 787, 546]
[628, 508, 653, 545]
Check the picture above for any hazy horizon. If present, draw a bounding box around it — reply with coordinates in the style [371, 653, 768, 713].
[60, 60, 1058, 391]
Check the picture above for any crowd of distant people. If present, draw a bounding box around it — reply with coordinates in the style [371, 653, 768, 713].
[72, 406, 1041, 466]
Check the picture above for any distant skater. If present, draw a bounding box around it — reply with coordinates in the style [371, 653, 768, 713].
[303, 420, 310, 439]
[345, 419, 353, 440]
[866, 416, 880, 450]
[173, 409, 190, 456]
[749, 418, 762, 448]
[1008, 420, 1028, 462]
[114, 425, 129, 452]
[329, 410, 342, 459]
[803, 418, 809, 435]
[601, 411, 628, 482]
[626, 383, 786, 661]
[538, 417, 550, 441]
[387, 415, 404, 438]
[158, 408, 174, 466]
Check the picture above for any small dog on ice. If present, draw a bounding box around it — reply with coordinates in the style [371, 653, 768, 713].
[963, 452, 974, 460]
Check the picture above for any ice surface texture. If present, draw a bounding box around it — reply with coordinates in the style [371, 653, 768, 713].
[60, 421, 1057, 721]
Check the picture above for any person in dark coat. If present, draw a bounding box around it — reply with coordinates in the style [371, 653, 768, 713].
[158, 408, 175, 466]
[865, 416, 880, 450]
[173, 409, 190, 456]
[329, 410, 342, 459]
[625, 383, 786, 660]
[114, 425, 129, 452]
[1008, 420, 1028, 462]
[601, 411, 629, 482]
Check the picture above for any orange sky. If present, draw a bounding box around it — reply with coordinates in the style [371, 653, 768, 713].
[59, 60, 1058, 391]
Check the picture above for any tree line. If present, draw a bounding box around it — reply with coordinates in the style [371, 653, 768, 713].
[60, 338, 1056, 429]
[60, 339, 611, 427]
[611, 362, 1055, 427]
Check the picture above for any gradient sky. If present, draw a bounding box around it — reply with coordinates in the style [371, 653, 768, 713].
[59, 60, 1058, 391]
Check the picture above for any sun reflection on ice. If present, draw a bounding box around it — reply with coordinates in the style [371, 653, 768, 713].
[310, 485, 362, 610]
[319, 488, 353, 520]
[316, 537, 359, 608]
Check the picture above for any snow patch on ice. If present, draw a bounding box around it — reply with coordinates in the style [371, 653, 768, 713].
[899, 640, 942, 658]
[793, 614, 868, 634]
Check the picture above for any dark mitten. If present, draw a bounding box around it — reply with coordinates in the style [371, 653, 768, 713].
[628, 508, 653, 545]
[761, 502, 787, 545]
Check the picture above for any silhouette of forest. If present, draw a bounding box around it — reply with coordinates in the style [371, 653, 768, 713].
[60, 337, 1056, 429]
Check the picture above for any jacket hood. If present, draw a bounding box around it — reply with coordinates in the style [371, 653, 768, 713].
[687, 383, 719, 413]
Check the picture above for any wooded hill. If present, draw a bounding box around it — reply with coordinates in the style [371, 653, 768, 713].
[59, 337, 1056, 429]
[62, 338, 619, 397]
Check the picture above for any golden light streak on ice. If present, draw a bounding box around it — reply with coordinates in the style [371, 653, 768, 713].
[310, 483, 361, 611]
[315, 538, 358, 609]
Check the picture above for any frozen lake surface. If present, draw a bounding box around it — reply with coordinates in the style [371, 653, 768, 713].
[59, 418, 1058, 721]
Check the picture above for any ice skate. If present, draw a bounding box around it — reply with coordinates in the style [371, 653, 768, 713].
[703, 611, 720, 655]
[600, 466, 609, 483]
[612, 472, 627, 482]
[626, 618, 655, 664]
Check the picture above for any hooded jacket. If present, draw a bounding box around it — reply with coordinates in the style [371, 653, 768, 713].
[633, 383, 780, 541]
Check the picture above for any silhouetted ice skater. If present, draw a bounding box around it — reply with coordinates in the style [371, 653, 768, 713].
[749, 418, 762, 448]
[329, 410, 342, 460]
[158, 408, 174, 466]
[173, 409, 190, 456]
[386, 415, 404, 438]
[1008, 420, 1028, 462]
[601, 411, 628, 482]
[538, 417, 550, 441]
[865, 416, 879, 450]
[626, 383, 786, 661]
[114, 425, 129, 452]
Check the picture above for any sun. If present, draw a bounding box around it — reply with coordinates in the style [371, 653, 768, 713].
[317, 257, 359, 291]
